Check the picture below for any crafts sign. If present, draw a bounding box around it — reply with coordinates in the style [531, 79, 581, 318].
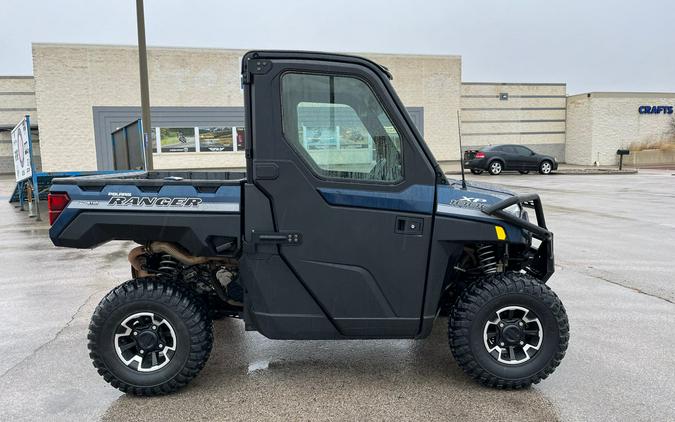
[11, 117, 32, 182]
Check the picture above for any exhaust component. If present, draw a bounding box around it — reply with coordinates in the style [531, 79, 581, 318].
[127, 241, 238, 278]
[216, 267, 243, 307]
[147, 241, 238, 266]
[128, 246, 152, 277]
[147, 242, 210, 266]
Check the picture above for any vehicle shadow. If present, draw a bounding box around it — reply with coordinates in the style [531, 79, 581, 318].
[103, 318, 558, 421]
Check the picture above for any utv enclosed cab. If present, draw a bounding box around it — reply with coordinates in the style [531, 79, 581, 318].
[48, 51, 568, 395]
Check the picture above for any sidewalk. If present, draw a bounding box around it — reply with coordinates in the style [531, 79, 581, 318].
[439, 161, 638, 175]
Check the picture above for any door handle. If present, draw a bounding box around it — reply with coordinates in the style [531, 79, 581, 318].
[253, 231, 302, 245]
[254, 162, 279, 180]
[395, 217, 423, 234]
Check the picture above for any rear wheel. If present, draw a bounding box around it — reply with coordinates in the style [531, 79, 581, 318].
[88, 278, 213, 395]
[518, 170, 530, 174]
[470, 169, 483, 175]
[539, 160, 553, 174]
[449, 273, 569, 389]
[488, 161, 503, 175]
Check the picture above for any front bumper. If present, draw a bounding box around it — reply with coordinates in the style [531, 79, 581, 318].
[482, 193, 554, 282]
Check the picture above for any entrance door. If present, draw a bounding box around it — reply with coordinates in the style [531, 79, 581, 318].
[246, 55, 437, 337]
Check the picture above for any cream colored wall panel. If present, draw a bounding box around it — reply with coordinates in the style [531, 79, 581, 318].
[0, 94, 36, 109]
[461, 121, 566, 134]
[0, 110, 38, 125]
[461, 108, 566, 121]
[153, 152, 245, 169]
[590, 94, 675, 165]
[0, 77, 35, 93]
[372, 54, 461, 161]
[565, 93, 675, 165]
[0, 143, 13, 155]
[462, 133, 565, 146]
[461, 83, 566, 96]
[461, 97, 566, 109]
[564, 95, 592, 165]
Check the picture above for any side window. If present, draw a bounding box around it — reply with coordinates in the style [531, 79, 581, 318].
[514, 146, 532, 156]
[281, 73, 403, 183]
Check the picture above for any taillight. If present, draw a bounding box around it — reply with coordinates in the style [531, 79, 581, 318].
[475, 151, 485, 159]
[48, 192, 70, 225]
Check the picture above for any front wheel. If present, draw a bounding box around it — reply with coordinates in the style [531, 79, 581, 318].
[539, 160, 553, 174]
[449, 273, 569, 389]
[88, 278, 213, 395]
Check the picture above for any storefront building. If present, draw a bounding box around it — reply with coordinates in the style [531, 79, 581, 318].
[566, 92, 675, 165]
[0, 76, 40, 173]
[30, 43, 460, 172]
[0, 43, 673, 173]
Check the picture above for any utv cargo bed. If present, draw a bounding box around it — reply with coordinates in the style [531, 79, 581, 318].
[48, 170, 244, 256]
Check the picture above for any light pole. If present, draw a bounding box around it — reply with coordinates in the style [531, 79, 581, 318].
[136, 0, 154, 170]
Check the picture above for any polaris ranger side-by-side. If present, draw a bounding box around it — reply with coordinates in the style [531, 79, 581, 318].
[48, 51, 568, 395]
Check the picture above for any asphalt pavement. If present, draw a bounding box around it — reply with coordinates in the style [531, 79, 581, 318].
[0, 170, 673, 421]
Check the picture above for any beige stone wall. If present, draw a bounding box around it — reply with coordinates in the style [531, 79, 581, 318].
[625, 149, 675, 167]
[565, 92, 675, 165]
[564, 95, 593, 165]
[33, 44, 245, 172]
[369, 53, 461, 161]
[460, 83, 567, 159]
[0, 77, 40, 173]
[153, 151, 245, 170]
[32, 43, 461, 171]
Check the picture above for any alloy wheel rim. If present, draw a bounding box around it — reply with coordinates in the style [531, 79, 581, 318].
[483, 306, 543, 365]
[491, 162, 502, 174]
[114, 312, 177, 372]
[542, 162, 551, 173]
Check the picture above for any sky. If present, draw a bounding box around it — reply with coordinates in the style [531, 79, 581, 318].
[1, 0, 674, 94]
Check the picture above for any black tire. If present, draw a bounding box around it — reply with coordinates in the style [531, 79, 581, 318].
[470, 169, 483, 175]
[539, 160, 553, 174]
[518, 170, 530, 174]
[449, 273, 569, 389]
[88, 278, 213, 395]
[488, 160, 503, 175]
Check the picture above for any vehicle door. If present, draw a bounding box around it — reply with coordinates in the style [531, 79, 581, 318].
[495, 145, 517, 170]
[513, 146, 537, 170]
[244, 54, 437, 337]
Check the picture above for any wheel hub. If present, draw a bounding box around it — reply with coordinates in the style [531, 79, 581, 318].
[500, 324, 523, 345]
[135, 330, 159, 350]
[483, 306, 543, 365]
[114, 312, 177, 372]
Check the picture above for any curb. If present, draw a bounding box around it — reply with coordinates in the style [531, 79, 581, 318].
[445, 169, 638, 176]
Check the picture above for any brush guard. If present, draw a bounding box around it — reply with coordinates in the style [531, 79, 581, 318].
[482, 194, 554, 282]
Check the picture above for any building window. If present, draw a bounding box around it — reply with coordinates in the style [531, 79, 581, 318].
[159, 127, 196, 153]
[200, 127, 234, 152]
[235, 127, 245, 150]
[151, 126, 245, 153]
